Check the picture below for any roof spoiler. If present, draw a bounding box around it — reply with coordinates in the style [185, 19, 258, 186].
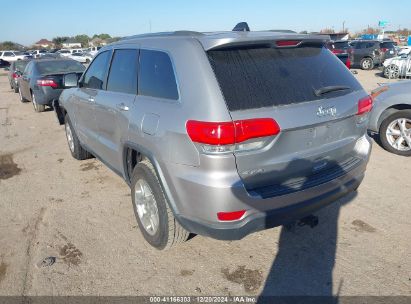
[233, 22, 250, 32]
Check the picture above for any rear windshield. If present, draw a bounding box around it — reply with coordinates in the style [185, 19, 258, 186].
[333, 41, 349, 49]
[208, 45, 362, 111]
[14, 60, 29, 72]
[381, 42, 395, 49]
[37, 60, 85, 74]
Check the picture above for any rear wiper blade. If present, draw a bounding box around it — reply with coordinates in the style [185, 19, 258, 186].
[314, 85, 351, 97]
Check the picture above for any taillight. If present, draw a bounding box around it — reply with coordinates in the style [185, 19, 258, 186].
[37, 79, 58, 88]
[217, 210, 246, 221]
[381, 48, 388, 53]
[186, 118, 280, 154]
[357, 96, 373, 116]
[345, 57, 351, 69]
[12, 73, 20, 79]
[276, 40, 301, 47]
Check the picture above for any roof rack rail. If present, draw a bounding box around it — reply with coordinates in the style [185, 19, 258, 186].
[269, 30, 297, 33]
[121, 31, 204, 41]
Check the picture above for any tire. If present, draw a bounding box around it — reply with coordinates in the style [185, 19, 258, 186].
[32, 93, 45, 112]
[85, 59, 90, 64]
[379, 110, 411, 156]
[18, 87, 27, 103]
[131, 160, 189, 250]
[14, 85, 19, 93]
[64, 115, 92, 160]
[361, 57, 374, 70]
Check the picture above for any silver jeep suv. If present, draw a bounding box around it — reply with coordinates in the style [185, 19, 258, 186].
[56, 30, 373, 250]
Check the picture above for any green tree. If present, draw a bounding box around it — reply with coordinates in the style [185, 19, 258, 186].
[52, 36, 69, 48]
[0, 41, 23, 51]
[75, 34, 90, 47]
[92, 33, 111, 40]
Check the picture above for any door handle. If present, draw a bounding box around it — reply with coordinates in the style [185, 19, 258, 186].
[116, 103, 129, 111]
[87, 97, 95, 103]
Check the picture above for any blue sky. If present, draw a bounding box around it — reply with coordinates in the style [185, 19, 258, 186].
[1, 0, 410, 45]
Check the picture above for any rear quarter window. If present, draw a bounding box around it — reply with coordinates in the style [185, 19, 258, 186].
[138, 49, 179, 100]
[208, 45, 362, 111]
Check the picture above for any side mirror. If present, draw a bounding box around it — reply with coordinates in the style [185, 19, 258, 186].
[63, 73, 79, 88]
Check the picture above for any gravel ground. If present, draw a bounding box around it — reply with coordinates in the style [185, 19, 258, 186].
[0, 69, 410, 297]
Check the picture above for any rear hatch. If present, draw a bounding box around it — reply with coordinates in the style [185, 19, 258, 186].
[207, 40, 370, 195]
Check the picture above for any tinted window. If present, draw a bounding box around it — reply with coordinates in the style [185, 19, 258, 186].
[24, 62, 33, 75]
[381, 42, 395, 49]
[107, 49, 138, 94]
[37, 60, 85, 74]
[366, 43, 376, 48]
[4, 52, 13, 56]
[333, 42, 348, 49]
[208, 45, 362, 111]
[82, 51, 111, 89]
[15, 60, 29, 72]
[139, 50, 178, 100]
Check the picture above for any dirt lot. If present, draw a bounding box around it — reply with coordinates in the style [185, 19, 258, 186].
[0, 68, 410, 297]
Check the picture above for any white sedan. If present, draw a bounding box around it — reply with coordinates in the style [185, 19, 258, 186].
[68, 52, 93, 64]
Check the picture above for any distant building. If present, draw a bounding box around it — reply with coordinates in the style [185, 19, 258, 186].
[62, 39, 82, 48]
[89, 37, 107, 47]
[34, 39, 54, 48]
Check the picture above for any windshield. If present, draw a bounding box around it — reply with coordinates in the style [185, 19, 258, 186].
[208, 45, 362, 111]
[37, 60, 85, 74]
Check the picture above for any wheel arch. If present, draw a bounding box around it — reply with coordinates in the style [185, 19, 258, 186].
[122, 142, 181, 217]
[378, 104, 411, 131]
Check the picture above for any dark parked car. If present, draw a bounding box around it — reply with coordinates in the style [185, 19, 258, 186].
[18, 59, 85, 112]
[327, 40, 350, 54]
[7, 60, 30, 93]
[326, 41, 351, 69]
[349, 40, 383, 70]
[380, 40, 397, 61]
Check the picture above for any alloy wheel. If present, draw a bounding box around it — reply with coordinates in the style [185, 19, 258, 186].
[386, 118, 411, 151]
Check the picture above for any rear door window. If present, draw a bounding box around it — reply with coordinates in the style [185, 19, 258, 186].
[107, 49, 138, 95]
[208, 45, 362, 111]
[82, 51, 111, 90]
[138, 49, 179, 100]
[381, 42, 395, 49]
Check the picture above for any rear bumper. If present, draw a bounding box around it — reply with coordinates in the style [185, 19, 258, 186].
[33, 87, 63, 105]
[173, 136, 372, 240]
[177, 171, 364, 240]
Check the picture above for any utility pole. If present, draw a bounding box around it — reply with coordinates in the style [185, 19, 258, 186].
[343, 21, 345, 33]
[149, 20, 152, 33]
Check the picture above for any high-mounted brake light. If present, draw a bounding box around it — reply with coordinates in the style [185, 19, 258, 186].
[357, 96, 373, 115]
[186, 118, 280, 146]
[37, 79, 58, 88]
[276, 40, 301, 47]
[217, 210, 246, 221]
